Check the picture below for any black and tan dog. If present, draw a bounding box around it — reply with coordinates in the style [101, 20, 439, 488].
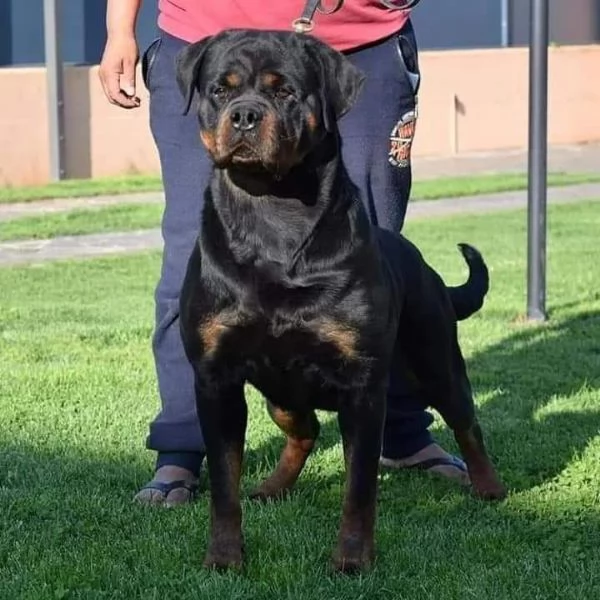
[175, 29, 506, 573]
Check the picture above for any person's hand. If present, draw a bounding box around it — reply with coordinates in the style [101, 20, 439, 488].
[99, 33, 140, 109]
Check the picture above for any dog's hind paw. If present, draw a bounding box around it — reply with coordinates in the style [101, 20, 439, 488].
[471, 473, 508, 501]
[249, 485, 290, 503]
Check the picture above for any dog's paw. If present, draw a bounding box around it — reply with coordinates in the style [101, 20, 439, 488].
[471, 472, 508, 501]
[331, 538, 374, 574]
[203, 540, 244, 571]
[249, 482, 290, 503]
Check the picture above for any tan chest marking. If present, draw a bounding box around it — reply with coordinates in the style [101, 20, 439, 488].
[198, 312, 240, 356]
[198, 313, 358, 361]
[314, 319, 358, 360]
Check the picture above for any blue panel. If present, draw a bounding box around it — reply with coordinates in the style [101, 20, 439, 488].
[412, 0, 502, 50]
[510, 0, 600, 46]
[0, 0, 158, 67]
[136, 2, 160, 56]
[82, 2, 108, 65]
[9, 0, 44, 65]
[0, 2, 13, 66]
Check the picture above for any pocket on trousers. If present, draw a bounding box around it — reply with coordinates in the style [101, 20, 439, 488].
[395, 28, 421, 97]
[141, 37, 162, 90]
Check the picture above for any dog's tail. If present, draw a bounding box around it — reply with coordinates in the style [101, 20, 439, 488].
[447, 243, 489, 321]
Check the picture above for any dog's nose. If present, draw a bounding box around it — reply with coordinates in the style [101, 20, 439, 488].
[230, 105, 263, 131]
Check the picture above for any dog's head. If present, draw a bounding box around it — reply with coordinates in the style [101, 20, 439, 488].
[176, 29, 365, 177]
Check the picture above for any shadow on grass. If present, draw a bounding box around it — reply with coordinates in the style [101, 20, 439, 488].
[1, 312, 599, 598]
[1, 312, 598, 522]
[468, 310, 600, 492]
[244, 310, 600, 498]
[1, 311, 597, 504]
[2, 440, 599, 600]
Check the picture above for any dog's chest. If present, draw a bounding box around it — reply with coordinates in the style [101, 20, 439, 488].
[198, 310, 366, 399]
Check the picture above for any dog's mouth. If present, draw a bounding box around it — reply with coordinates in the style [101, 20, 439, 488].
[213, 141, 270, 173]
[213, 136, 301, 179]
[227, 142, 261, 164]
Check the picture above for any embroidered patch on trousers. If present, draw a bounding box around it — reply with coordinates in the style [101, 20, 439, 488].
[389, 109, 417, 168]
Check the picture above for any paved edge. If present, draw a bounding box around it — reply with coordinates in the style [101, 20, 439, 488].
[407, 182, 600, 219]
[1, 185, 599, 266]
[411, 143, 600, 180]
[0, 230, 164, 266]
[0, 192, 165, 222]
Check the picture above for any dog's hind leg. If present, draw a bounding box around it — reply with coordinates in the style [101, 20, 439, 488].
[249, 402, 320, 502]
[404, 315, 507, 501]
[443, 339, 507, 500]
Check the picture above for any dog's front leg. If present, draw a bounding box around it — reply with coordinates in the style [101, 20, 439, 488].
[194, 370, 247, 571]
[333, 386, 385, 574]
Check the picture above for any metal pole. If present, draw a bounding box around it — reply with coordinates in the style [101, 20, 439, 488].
[526, 0, 549, 321]
[43, 0, 66, 180]
[500, 0, 511, 47]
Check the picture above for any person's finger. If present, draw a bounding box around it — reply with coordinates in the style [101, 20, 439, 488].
[120, 55, 138, 99]
[99, 69, 120, 105]
[99, 63, 139, 108]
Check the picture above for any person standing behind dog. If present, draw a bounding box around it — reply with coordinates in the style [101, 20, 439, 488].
[99, 0, 470, 506]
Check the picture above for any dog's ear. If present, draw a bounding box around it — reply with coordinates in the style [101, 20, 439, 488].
[175, 36, 214, 114]
[303, 37, 366, 131]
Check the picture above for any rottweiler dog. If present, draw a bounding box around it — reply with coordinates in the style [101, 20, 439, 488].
[175, 29, 506, 573]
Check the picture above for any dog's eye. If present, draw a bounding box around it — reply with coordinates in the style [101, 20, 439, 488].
[211, 86, 228, 100]
[274, 87, 295, 100]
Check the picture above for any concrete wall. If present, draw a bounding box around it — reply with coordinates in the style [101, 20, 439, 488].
[1, 45, 599, 185]
[415, 44, 600, 156]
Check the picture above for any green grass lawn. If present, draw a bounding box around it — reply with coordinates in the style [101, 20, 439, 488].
[2, 171, 600, 243]
[0, 174, 163, 204]
[0, 203, 163, 242]
[1, 202, 599, 599]
[1, 170, 598, 205]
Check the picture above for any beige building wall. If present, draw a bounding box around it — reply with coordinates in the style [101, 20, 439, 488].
[1, 45, 599, 186]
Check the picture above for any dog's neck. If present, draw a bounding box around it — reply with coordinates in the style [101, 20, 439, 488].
[206, 132, 359, 273]
[223, 165, 323, 206]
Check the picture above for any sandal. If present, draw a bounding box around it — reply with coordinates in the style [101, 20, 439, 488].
[380, 454, 470, 485]
[134, 479, 200, 506]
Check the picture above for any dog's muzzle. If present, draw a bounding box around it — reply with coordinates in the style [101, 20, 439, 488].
[229, 100, 264, 132]
[226, 99, 269, 134]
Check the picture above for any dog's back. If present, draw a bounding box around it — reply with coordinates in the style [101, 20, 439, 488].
[376, 228, 489, 324]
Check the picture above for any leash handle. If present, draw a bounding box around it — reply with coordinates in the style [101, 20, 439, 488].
[292, 0, 421, 35]
[380, 0, 422, 8]
[293, 0, 344, 34]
